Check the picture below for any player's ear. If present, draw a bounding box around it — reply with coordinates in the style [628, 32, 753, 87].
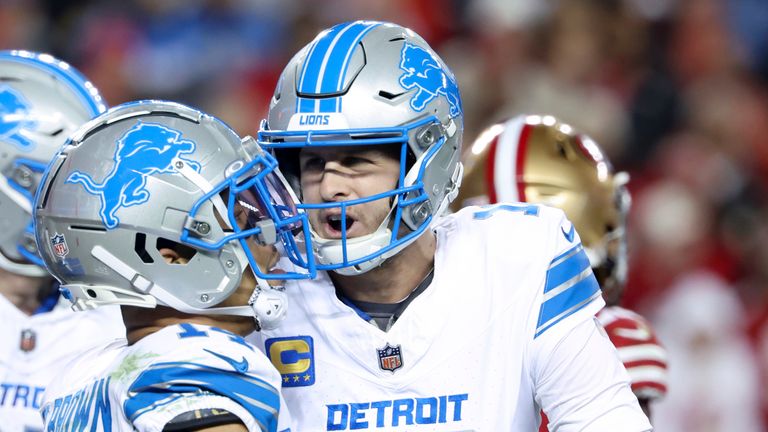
[156, 238, 196, 265]
[158, 247, 181, 264]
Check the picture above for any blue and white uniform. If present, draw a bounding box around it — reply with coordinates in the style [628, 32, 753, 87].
[0, 294, 123, 432]
[251, 204, 652, 431]
[41, 323, 292, 432]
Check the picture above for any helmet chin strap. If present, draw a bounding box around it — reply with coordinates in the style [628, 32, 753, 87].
[89, 244, 287, 330]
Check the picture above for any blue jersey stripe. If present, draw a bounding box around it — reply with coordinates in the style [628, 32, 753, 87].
[544, 246, 591, 294]
[535, 290, 602, 338]
[536, 271, 600, 337]
[125, 362, 280, 432]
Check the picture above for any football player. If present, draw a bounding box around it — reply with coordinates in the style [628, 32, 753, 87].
[34, 100, 314, 431]
[0, 50, 125, 432]
[454, 114, 668, 424]
[252, 20, 651, 431]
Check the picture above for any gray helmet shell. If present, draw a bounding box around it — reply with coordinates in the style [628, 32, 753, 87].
[0, 50, 105, 276]
[35, 101, 273, 316]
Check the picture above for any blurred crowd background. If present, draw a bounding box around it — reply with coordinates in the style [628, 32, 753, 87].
[2, 0, 767, 430]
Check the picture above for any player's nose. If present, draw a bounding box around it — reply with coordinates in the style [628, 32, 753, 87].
[318, 165, 353, 202]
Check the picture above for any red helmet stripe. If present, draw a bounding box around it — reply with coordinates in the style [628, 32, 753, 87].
[485, 132, 501, 204]
[515, 123, 534, 202]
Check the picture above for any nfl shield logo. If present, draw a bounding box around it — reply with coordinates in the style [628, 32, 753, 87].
[51, 233, 68, 257]
[20, 329, 36, 352]
[377, 343, 403, 373]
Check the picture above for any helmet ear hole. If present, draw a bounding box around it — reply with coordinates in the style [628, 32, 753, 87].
[155, 237, 197, 265]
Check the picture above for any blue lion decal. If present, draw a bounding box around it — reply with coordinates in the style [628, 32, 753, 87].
[0, 85, 36, 150]
[398, 43, 462, 117]
[66, 121, 201, 229]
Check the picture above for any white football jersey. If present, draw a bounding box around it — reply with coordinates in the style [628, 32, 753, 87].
[40, 323, 292, 432]
[0, 294, 124, 432]
[251, 204, 652, 431]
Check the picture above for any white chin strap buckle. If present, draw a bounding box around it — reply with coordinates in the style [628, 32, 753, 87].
[249, 286, 288, 330]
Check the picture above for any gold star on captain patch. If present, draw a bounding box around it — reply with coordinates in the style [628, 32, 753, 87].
[293, 375, 300, 383]
[283, 376, 289, 383]
[303, 374, 311, 381]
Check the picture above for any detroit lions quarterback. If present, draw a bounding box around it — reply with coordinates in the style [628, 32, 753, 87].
[454, 114, 668, 425]
[34, 100, 314, 431]
[0, 50, 125, 432]
[252, 21, 652, 431]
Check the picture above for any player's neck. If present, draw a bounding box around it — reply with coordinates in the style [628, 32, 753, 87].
[0, 267, 50, 315]
[122, 305, 256, 345]
[331, 229, 436, 304]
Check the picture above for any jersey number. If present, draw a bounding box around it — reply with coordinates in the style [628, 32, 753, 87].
[473, 203, 540, 220]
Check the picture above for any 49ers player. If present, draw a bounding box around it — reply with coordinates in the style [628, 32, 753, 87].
[453, 114, 667, 424]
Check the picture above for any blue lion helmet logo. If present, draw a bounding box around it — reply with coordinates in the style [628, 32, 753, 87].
[398, 43, 462, 118]
[66, 121, 201, 229]
[0, 85, 37, 150]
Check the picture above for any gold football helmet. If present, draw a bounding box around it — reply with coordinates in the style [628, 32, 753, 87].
[453, 114, 630, 305]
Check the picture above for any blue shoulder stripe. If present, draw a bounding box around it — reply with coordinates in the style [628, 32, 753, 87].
[535, 245, 601, 338]
[125, 361, 280, 432]
[544, 244, 590, 293]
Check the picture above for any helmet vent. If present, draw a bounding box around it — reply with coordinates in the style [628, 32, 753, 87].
[389, 37, 405, 42]
[69, 225, 107, 232]
[134, 233, 154, 264]
[378, 90, 406, 100]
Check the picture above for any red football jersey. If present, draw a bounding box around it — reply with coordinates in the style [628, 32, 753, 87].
[596, 306, 668, 399]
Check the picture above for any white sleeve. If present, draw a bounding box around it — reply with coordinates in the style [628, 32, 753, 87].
[533, 317, 653, 432]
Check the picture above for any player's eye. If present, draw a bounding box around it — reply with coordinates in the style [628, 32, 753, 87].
[300, 156, 325, 173]
[341, 156, 371, 167]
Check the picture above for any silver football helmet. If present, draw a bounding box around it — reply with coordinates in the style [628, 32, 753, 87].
[259, 21, 464, 275]
[0, 50, 106, 277]
[34, 100, 315, 329]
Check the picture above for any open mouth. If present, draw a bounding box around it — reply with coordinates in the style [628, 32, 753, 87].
[324, 213, 356, 237]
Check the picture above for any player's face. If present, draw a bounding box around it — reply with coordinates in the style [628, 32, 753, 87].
[299, 145, 400, 239]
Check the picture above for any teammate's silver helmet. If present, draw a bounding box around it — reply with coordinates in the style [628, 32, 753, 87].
[258, 21, 464, 275]
[0, 50, 106, 277]
[34, 101, 315, 329]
